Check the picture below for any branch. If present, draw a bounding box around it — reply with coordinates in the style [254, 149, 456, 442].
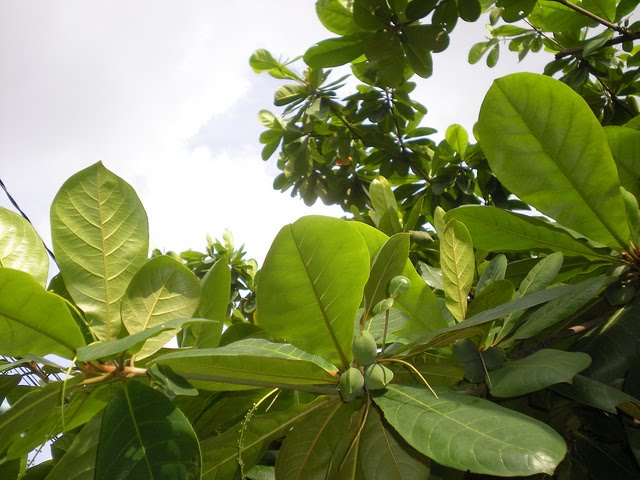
[549, 0, 634, 35]
[555, 31, 640, 59]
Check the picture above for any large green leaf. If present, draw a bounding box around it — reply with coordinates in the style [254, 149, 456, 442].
[316, 0, 363, 35]
[45, 413, 102, 480]
[0, 268, 85, 358]
[605, 126, 640, 202]
[441, 219, 474, 322]
[256, 216, 370, 367]
[155, 338, 339, 392]
[445, 206, 613, 261]
[374, 385, 567, 476]
[188, 258, 230, 348]
[50, 162, 149, 341]
[489, 349, 591, 397]
[553, 374, 640, 414]
[304, 33, 370, 68]
[359, 406, 430, 479]
[122, 255, 200, 359]
[0, 207, 48, 286]
[95, 380, 201, 480]
[361, 233, 410, 322]
[275, 398, 364, 480]
[478, 73, 630, 249]
[201, 398, 330, 480]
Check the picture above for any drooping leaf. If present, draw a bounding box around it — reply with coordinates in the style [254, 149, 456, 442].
[0, 268, 85, 358]
[38, 412, 102, 480]
[445, 206, 613, 261]
[478, 73, 630, 250]
[440, 219, 474, 322]
[374, 385, 567, 476]
[489, 349, 591, 397]
[201, 397, 331, 480]
[50, 162, 149, 341]
[95, 380, 201, 480]
[76, 318, 211, 361]
[121, 255, 200, 359]
[256, 216, 370, 366]
[275, 398, 364, 480]
[362, 233, 410, 322]
[0, 207, 48, 286]
[605, 126, 640, 201]
[155, 338, 339, 392]
[359, 405, 431, 479]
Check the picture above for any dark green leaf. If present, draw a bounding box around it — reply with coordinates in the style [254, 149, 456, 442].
[553, 374, 640, 414]
[457, 0, 481, 21]
[477, 254, 507, 294]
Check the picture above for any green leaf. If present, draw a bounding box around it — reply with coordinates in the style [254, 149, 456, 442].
[478, 73, 630, 249]
[476, 254, 507, 294]
[362, 233, 410, 322]
[76, 318, 211, 361]
[0, 207, 48, 286]
[445, 124, 468, 157]
[445, 206, 615, 261]
[466, 279, 514, 318]
[155, 338, 339, 392]
[0, 268, 85, 358]
[249, 49, 300, 80]
[528, 0, 594, 31]
[497, 0, 536, 21]
[457, 0, 481, 21]
[95, 380, 201, 480]
[582, 0, 616, 21]
[441, 219, 474, 322]
[50, 162, 149, 341]
[256, 216, 370, 366]
[468, 41, 491, 64]
[274, 85, 307, 107]
[405, 0, 437, 20]
[369, 176, 397, 217]
[122, 255, 200, 359]
[41, 412, 102, 480]
[304, 33, 370, 68]
[553, 374, 640, 414]
[201, 398, 330, 480]
[275, 398, 364, 479]
[403, 24, 449, 53]
[359, 406, 431, 479]
[182, 258, 229, 348]
[365, 31, 406, 87]
[316, 0, 363, 35]
[489, 349, 591, 397]
[605, 126, 640, 202]
[508, 276, 610, 343]
[518, 251, 564, 296]
[374, 385, 567, 476]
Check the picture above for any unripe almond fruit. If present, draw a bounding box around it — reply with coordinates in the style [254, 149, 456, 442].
[353, 331, 378, 365]
[338, 367, 365, 402]
[364, 363, 394, 391]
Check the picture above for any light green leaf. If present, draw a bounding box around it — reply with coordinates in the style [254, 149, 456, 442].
[604, 126, 640, 202]
[45, 413, 102, 480]
[374, 385, 567, 476]
[362, 233, 410, 322]
[0, 268, 85, 358]
[51, 162, 149, 341]
[95, 380, 201, 480]
[508, 276, 610, 343]
[369, 176, 398, 217]
[582, 0, 616, 21]
[155, 338, 339, 392]
[476, 254, 507, 294]
[304, 33, 370, 68]
[445, 124, 468, 157]
[316, 0, 363, 35]
[528, 0, 594, 31]
[249, 49, 300, 80]
[441, 219, 474, 322]
[478, 73, 630, 249]
[76, 318, 211, 361]
[182, 258, 229, 349]
[201, 398, 330, 480]
[0, 207, 48, 286]
[122, 255, 200, 359]
[489, 349, 591, 397]
[256, 216, 370, 366]
[275, 398, 364, 480]
[518, 252, 564, 296]
[553, 374, 640, 414]
[359, 406, 430, 479]
[445, 206, 614, 262]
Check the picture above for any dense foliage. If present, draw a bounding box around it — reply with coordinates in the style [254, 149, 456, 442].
[1, 1, 640, 479]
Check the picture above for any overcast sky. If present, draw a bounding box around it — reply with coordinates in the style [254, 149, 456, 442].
[0, 1, 547, 268]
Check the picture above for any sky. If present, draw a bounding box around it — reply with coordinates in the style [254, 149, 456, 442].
[0, 1, 548, 268]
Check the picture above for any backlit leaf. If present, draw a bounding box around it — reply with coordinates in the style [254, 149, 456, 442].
[605, 126, 640, 201]
[304, 33, 370, 68]
[441, 219, 474, 322]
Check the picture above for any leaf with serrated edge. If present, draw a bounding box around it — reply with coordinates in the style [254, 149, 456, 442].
[374, 385, 567, 476]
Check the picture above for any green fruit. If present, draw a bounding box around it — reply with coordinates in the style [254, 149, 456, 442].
[364, 364, 394, 391]
[353, 331, 378, 365]
[372, 297, 394, 314]
[338, 367, 365, 402]
[388, 275, 411, 298]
